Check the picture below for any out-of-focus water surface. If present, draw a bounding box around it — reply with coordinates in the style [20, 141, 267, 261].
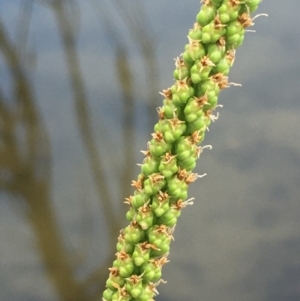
[0, 1, 299, 301]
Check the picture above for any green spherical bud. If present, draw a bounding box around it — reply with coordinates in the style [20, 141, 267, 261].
[167, 175, 188, 200]
[125, 206, 136, 222]
[171, 79, 195, 106]
[218, 0, 241, 24]
[188, 22, 202, 40]
[182, 38, 205, 65]
[207, 38, 226, 64]
[106, 267, 125, 291]
[190, 56, 215, 84]
[132, 243, 151, 266]
[140, 154, 160, 176]
[115, 251, 135, 278]
[184, 95, 208, 123]
[125, 275, 144, 299]
[173, 57, 190, 80]
[133, 284, 157, 301]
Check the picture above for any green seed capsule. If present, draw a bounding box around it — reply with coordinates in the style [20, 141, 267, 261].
[140, 260, 162, 282]
[196, 3, 217, 27]
[125, 206, 136, 222]
[132, 243, 152, 266]
[140, 154, 160, 176]
[186, 113, 210, 134]
[126, 191, 149, 209]
[161, 98, 181, 119]
[155, 118, 187, 143]
[175, 136, 197, 161]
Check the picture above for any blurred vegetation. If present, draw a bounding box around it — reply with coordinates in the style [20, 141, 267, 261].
[0, 0, 159, 300]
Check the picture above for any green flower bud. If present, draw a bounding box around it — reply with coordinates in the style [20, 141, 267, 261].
[218, 0, 241, 24]
[158, 153, 178, 179]
[111, 287, 132, 301]
[184, 95, 208, 123]
[103, 288, 115, 301]
[167, 175, 188, 200]
[160, 97, 181, 119]
[210, 0, 223, 7]
[125, 275, 144, 299]
[151, 191, 171, 217]
[136, 203, 154, 230]
[125, 190, 149, 209]
[140, 153, 160, 176]
[155, 117, 186, 144]
[171, 78, 195, 106]
[212, 49, 235, 75]
[196, 2, 217, 27]
[133, 283, 158, 301]
[125, 206, 136, 222]
[191, 56, 215, 84]
[114, 251, 135, 278]
[147, 224, 172, 252]
[182, 37, 205, 65]
[116, 232, 135, 254]
[186, 113, 210, 134]
[144, 173, 166, 196]
[140, 256, 168, 282]
[106, 267, 125, 291]
[132, 242, 158, 266]
[207, 37, 226, 64]
[149, 131, 172, 157]
[188, 22, 202, 40]
[124, 222, 146, 244]
[202, 16, 226, 44]
[173, 57, 190, 80]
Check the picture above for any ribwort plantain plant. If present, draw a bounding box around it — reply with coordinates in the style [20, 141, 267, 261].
[102, 1, 266, 300]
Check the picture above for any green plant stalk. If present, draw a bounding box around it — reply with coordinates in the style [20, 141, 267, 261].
[102, 1, 265, 300]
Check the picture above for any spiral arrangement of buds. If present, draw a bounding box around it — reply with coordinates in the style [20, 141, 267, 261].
[102, 1, 265, 300]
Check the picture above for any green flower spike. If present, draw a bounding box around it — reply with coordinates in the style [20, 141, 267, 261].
[103, 1, 265, 299]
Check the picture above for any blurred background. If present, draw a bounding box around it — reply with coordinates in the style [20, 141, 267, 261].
[0, 1, 299, 300]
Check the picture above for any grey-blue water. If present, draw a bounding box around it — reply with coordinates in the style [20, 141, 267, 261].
[0, 1, 299, 301]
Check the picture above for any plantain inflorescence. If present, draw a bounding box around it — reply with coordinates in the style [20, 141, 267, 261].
[103, 1, 265, 300]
